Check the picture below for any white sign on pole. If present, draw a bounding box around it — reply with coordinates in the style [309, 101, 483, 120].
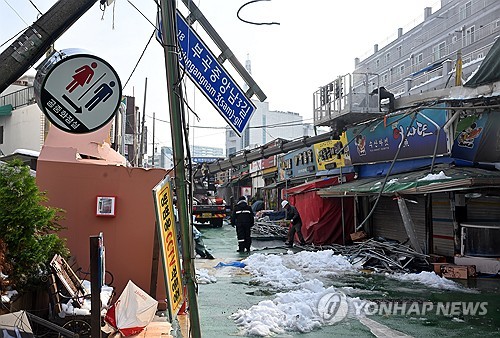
[36, 51, 122, 133]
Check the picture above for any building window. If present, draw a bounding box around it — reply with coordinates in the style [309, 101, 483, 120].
[228, 130, 236, 137]
[399, 65, 405, 76]
[397, 45, 402, 58]
[383, 73, 388, 83]
[463, 26, 475, 46]
[477, 52, 484, 59]
[417, 53, 423, 64]
[375, 59, 380, 68]
[228, 147, 236, 156]
[385, 52, 391, 63]
[0, 125, 3, 144]
[432, 41, 446, 61]
[459, 1, 472, 20]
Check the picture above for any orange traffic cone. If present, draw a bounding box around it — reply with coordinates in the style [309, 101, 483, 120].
[178, 285, 188, 315]
[178, 299, 187, 315]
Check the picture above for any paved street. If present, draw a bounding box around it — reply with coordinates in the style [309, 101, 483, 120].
[178, 221, 500, 338]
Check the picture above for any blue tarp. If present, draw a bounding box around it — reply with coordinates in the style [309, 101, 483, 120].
[214, 261, 246, 268]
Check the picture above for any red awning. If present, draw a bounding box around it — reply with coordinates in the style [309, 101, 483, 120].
[283, 173, 356, 245]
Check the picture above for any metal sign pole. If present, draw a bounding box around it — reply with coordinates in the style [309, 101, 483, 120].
[159, 0, 201, 336]
[90, 234, 102, 338]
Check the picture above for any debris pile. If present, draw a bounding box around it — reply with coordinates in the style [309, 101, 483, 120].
[305, 238, 431, 273]
[251, 220, 288, 240]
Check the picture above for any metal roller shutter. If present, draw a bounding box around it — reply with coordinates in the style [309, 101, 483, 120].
[372, 195, 427, 252]
[466, 195, 500, 222]
[431, 193, 455, 256]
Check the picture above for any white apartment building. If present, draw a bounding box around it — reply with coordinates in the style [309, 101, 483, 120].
[225, 100, 314, 156]
[0, 75, 46, 156]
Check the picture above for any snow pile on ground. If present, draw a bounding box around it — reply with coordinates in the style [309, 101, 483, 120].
[232, 252, 354, 335]
[387, 271, 473, 292]
[60, 280, 114, 317]
[243, 251, 352, 290]
[231, 281, 339, 336]
[232, 251, 474, 336]
[243, 254, 305, 289]
[287, 250, 353, 274]
[196, 268, 217, 284]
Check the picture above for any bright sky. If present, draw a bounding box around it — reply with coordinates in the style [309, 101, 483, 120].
[0, 0, 440, 154]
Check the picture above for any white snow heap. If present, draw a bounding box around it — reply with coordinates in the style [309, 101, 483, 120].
[232, 250, 474, 336]
[196, 268, 217, 284]
[387, 271, 475, 292]
[417, 171, 451, 181]
[59, 280, 114, 317]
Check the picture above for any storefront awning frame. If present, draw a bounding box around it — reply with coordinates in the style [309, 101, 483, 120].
[318, 165, 500, 197]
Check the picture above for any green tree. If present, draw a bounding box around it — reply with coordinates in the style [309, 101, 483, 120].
[0, 159, 69, 291]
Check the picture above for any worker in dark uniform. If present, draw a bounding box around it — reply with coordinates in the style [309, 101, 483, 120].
[370, 87, 395, 112]
[282, 200, 306, 247]
[231, 196, 254, 253]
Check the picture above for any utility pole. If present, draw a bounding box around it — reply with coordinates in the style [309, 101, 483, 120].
[152, 112, 155, 168]
[139, 78, 148, 167]
[159, 0, 201, 336]
[121, 101, 126, 157]
[0, 0, 99, 94]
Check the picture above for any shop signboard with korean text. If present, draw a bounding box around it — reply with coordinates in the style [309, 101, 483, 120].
[35, 50, 121, 133]
[278, 146, 316, 180]
[346, 104, 450, 165]
[158, 12, 256, 136]
[152, 177, 184, 320]
[313, 132, 352, 170]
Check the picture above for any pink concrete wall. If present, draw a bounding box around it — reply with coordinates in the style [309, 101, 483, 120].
[36, 159, 168, 303]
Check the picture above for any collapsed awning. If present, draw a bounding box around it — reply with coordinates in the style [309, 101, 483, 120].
[286, 173, 356, 195]
[317, 165, 500, 197]
[464, 38, 500, 87]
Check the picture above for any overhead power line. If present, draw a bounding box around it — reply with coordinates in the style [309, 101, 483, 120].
[27, 0, 42, 15]
[3, 0, 29, 25]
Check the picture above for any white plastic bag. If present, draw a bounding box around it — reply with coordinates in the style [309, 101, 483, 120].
[104, 280, 158, 336]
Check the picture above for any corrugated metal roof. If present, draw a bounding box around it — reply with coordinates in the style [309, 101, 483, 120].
[318, 164, 500, 197]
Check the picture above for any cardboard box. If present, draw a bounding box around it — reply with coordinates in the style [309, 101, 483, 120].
[432, 263, 450, 275]
[440, 264, 476, 279]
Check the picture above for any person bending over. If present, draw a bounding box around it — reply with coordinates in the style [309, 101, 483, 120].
[282, 200, 306, 247]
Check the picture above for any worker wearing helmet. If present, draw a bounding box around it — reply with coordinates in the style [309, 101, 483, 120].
[281, 200, 306, 247]
[231, 196, 254, 253]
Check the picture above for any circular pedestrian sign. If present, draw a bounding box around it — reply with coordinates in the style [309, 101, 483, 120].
[35, 50, 122, 134]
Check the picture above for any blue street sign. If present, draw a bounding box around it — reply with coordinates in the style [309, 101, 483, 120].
[157, 12, 256, 136]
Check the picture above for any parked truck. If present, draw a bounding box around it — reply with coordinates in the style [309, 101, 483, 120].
[191, 168, 230, 227]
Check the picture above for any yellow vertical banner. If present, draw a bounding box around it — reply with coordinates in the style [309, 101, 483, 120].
[152, 176, 184, 320]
